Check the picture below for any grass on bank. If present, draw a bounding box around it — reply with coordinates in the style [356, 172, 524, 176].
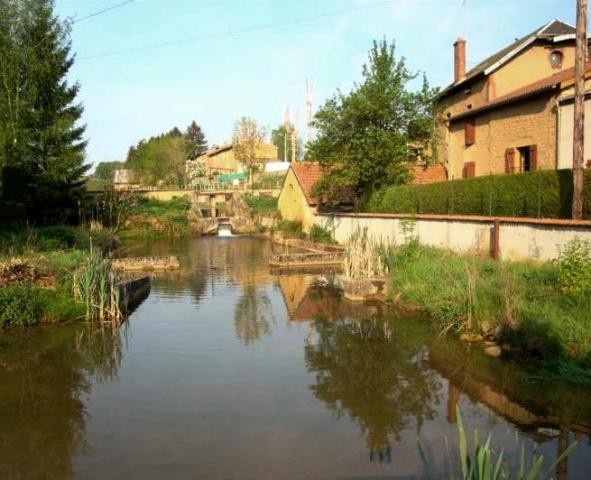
[387, 240, 591, 383]
[0, 226, 117, 328]
[243, 193, 278, 216]
[118, 196, 191, 239]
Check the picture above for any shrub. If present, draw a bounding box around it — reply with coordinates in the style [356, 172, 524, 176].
[308, 225, 335, 244]
[556, 237, 591, 295]
[243, 193, 278, 216]
[276, 219, 304, 237]
[0, 285, 44, 327]
[366, 169, 591, 219]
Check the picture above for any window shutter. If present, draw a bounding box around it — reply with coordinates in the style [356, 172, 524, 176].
[463, 161, 475, 178]
[465, 117, 475, 146]
[505, 148, 515, 173]
[530, 145, 538, 171]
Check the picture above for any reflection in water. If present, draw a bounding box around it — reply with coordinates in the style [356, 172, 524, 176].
[1, 238, 590, 479]
[305, 315, 441, 462]
[234, 284, 275, 345]
[0, 324, 123, 479]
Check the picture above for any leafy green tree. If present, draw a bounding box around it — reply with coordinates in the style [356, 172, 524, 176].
[271, 123, 302, 162]
[232, 117, 267, 185]
[126, 133, 186, 188]
[307, 39, 439, 203]
[94, 161, 123, 183]
[184, 120, 208, 159]
[0, 0, 88, 222]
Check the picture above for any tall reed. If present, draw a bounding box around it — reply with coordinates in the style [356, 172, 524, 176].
[73, 239, 121, 324]
[343, 226, 391, 280]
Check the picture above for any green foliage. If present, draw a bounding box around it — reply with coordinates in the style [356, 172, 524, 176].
[390, 244, 591, 378]
[276, 219, 304, 238]
[556, 238, 591, 295]
[308, 225, 335, 244]
[126, 134, 186, 188]
[438, 406, 577, 480]
[232, 117, 268, 184]
[0, 225, 114, 256]
[307, 39, 439, 202]
[94, 161, 124, 183]
[0, 0, 89, 224]
[0, 285, 43, 327]
[367, 169, 591, 218]
[243, 194, 278, 216]
[271, 124, 302, 162]
[250, 173, 285, 190]
[184, 120, 208, 159]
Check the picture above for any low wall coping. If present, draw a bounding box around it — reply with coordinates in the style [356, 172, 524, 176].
[316, 212, 591, 228]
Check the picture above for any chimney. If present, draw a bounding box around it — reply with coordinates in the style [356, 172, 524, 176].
[454, 38, 467, 84]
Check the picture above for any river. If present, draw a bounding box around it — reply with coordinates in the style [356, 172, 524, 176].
[0, 236, 590, 479]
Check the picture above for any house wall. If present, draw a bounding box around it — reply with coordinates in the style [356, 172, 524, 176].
[203, 143, 279, 175]
[314, 212, 591, 262]
[277, 169, 317, 231]
[491, 43, 575, 99]
[446, 93, 557, 178]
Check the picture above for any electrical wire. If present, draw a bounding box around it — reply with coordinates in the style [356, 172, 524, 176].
[73, 0, 135, 24]
[79, 0, 396, 61]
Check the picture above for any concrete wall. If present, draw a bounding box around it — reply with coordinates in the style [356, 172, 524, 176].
[315, 212, 591, 262]
[143, 190, 189, 201]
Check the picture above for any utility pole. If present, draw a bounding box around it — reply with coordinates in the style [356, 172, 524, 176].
[572, 0, 587, 219]
[305, 77, 314, 144]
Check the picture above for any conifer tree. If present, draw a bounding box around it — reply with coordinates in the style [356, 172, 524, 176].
[184, 121, 208, 158]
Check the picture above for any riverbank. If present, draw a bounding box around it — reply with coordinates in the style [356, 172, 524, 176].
[387, 242, 591, 385]
[0, 226, 117, 328]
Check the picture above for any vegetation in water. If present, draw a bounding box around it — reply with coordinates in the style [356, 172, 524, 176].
[117, 196, 191, 239]
[423, 406, 577, 480]
[387, 240, 591, 384]
[343, 227, 389, 279]
[72, 241, 121, 324]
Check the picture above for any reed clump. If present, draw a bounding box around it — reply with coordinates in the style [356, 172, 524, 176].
[343, 226, 391, 280]
[73, 240, 121, 324]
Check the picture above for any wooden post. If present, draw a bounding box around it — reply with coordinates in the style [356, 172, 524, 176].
[492, 218, 501, 260]
[572, 0, 588, 220]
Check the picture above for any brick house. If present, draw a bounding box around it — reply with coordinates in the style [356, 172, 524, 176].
[437, 20, 591, 179]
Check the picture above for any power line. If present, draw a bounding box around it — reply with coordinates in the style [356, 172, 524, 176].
[79, 0, 396, 61]
[73, 0, 135, 24]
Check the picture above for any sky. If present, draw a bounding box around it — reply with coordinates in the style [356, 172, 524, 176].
[53, 0, 576, 169]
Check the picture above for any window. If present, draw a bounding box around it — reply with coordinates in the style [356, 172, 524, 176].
[462, 161, 475, 178]
[465, 117, 475, 146]
[549, 50, 563, 68]
[517, 145, 537, 172]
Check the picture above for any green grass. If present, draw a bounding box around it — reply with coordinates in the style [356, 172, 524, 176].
[243, 193, 278, 216]
[389, 244, 591, 382]
[0, 226, 113, 329]
[120, 196, 191, 238]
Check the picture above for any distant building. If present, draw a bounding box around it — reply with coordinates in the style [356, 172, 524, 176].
[437, 20, 591, 179]
[191, 142, 278, 176]
[277, 162, 324, 231]
[113, 169, 139, 190]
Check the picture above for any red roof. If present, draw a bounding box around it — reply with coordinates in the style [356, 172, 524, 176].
[290, 162, 324, 206]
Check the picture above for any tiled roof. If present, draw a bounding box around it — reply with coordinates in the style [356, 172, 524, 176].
[440, 20, 576, 98]
[290, 162, 324, 206]
[450, 63, 591, 121]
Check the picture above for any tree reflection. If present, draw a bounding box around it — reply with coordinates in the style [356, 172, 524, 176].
[0, 324, 123, 478]
[234, 284, 275, 345]
[305, 316, 441, 462]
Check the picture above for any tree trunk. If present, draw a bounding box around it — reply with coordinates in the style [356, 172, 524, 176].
[572, 0, 587, 219]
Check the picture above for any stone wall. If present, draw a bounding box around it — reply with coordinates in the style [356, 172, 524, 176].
[315, 212, 591, 262]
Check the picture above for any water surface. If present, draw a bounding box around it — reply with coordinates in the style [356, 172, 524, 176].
[1, 237, 590, 479]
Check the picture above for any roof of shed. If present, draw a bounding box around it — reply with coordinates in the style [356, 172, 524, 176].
[289, 162, 324, 206]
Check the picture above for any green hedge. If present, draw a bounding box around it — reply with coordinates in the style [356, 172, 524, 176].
[365, 169, 591, 219]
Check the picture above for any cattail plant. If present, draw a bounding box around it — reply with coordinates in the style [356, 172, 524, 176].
[343, 226, 391, 280]
[73, 239, 121, 324]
